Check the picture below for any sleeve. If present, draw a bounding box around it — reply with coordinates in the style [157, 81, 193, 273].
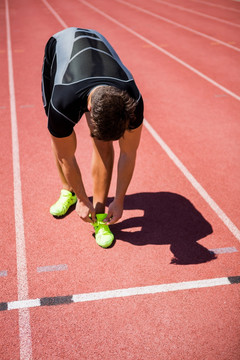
[41, 37, 57, 115]
[47, 105, 75, 138]
[128, 96, 144, 130]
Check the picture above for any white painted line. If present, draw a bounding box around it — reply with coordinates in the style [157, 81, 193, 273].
[3, 276, 239, 311]
[72, 277, 233, 303]
[79, 0, 240, 102]
[19, 104, 34, 108]
[5, 0, 32, 359]
[210, 247, 238, 254]
[116, 0, 240, 52]
[42, 0, 68, 28]
[8, 298, 41, 311]
[37, 264, 68, 272]
[190, 0, 240, 13]
[0, 270, 8, 277]
[143, 118, 240, 242]
[154, 0, 240, 28]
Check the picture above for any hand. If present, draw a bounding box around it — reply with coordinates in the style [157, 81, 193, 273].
[104, 199, 124, 225]
[76, 200, 96, 223]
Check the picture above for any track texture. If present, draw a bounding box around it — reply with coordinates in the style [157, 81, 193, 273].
[0, 0, 240, 359]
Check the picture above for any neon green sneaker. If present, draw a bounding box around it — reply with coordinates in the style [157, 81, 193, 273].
[50, 189, 77, 216]
[93, 213, 114, 248]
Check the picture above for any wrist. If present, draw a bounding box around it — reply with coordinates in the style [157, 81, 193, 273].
[114, 196, 124, 205]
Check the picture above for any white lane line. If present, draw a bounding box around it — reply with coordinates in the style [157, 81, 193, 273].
[42, 0, 68, 28]
[37, 264, 68, 273]
[0, 270, 8, 277]
[8, 298, 41, 311]
[79, 0, 240, 101]
[210, 247, 238, 254]
[72, 277, 238, 302]
[5, 0, 32, 359]
[143, 119, 240, 242]
[116, 0, 240, 52]
[2, 276, 239, 311]
[154, 0, 240, 28]
[190, 0, 240, 13]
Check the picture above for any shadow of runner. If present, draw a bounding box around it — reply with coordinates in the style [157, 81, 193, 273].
[110, 192, 216, 265]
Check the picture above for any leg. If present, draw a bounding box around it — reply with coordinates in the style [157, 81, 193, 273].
[49, 135, 78, 216]
[91, 137, 114, 214]
[51, 139, 74, 193]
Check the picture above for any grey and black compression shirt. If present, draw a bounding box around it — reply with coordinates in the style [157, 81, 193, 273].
[42, 27, 144, 138]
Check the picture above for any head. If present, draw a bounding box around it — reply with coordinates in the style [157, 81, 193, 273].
[88, 86, 137, 141]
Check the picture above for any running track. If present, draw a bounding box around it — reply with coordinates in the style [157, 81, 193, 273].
[0, 0, 240, 359]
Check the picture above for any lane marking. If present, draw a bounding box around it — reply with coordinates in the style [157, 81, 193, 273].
[78, 0, 240, 101]
[190, 0, 240, 13]
[19, 104, 34, 108]
[42, 0, 68, 28]
[210, 247, 238, 254]
[214, 94, 227, 97]
[1, 276, 239, 312]
[154, 0, 240, 28]
[0, 270, 8, 277]
[143, 118, 240, 242]
[42, 0, 240, 241]
[37, 264, 68, 273]
[116, 0, 240, 52]
[5, 0, 32, 359]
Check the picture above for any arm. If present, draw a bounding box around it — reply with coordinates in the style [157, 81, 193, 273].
[51, 131, 96, 222]
[105, 124, 142, 224]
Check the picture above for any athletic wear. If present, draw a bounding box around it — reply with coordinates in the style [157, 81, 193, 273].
[42, 27, 144, 138]
[50, 189, 77, 216]
[93, 213, 114, 248]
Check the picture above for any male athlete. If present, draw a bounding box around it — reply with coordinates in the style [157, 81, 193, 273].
[42, 27, 144, 248]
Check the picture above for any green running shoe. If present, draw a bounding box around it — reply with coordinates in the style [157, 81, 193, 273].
[93, 213, 114, 248]
[50, 189, 77, 216]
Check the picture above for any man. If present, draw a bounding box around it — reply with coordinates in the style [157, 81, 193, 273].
[42, 27, 144, 248]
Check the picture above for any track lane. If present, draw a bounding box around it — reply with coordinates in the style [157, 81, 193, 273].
[0, 0, 18, 304]
[2, 0, 240, 358]
[154, 0, 240, 26]
[9, 0, 240, 302]
[88, 0, 240, 94]
[131, 0, 240, 46]
[30, 285, 240, 359]
[67, 0, 240, 228]
[117, 0, 240, 52]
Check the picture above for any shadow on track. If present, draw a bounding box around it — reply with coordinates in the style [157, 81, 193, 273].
[109, 192, 216, 265]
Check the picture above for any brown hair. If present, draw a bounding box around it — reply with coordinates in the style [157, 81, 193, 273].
[90, 86, 137, 141]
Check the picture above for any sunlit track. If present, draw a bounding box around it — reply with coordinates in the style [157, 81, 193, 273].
[154, 0, 240, 27]
[116, 0, 240, 52]
[40, 0, 240, 242]
[2, 0, 240, 358]
[190, 0, 240, 13]
[5, 0, 33, 359]
[143, 118, 240, 242]
[77, 0, 240, 100]
[42, 0, 67, 28]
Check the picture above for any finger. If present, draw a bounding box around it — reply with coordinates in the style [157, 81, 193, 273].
[87, 212, 96, 224]
[106, 215, 119, 225]
[104, 212, 113, 223]
[82, 215, 93, 223]
[91, 211, 96, 223]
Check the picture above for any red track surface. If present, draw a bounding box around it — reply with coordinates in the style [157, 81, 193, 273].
[0, 0, 240, 359]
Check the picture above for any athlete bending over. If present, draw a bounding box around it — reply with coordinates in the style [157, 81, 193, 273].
[42, 27, 144, 247]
